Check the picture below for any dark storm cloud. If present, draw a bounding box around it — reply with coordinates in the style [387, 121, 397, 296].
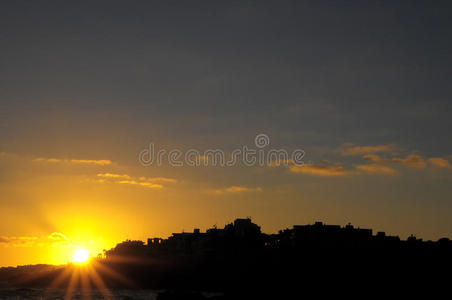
[0, 1, 451, 153]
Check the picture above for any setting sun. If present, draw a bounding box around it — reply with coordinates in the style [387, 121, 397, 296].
[72, 248, 90, 264]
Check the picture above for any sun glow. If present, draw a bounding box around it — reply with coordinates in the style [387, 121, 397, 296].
[72, 248, 90, 264]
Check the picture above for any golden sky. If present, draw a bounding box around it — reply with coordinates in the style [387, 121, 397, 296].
[1, 143, 452, 267]
[1, 1, 452, 267]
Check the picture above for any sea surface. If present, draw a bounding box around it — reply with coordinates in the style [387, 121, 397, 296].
[0, 288, 223, 299]
[0, 288, 158, 299]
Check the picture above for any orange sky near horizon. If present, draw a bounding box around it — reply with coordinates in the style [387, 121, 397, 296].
[1, 1, 452, 268]
[1, 145, 452, 267]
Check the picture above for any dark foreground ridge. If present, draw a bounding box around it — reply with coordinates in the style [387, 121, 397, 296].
[1, 218, 451, 298]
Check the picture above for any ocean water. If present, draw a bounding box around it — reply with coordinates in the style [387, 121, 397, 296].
[0, 288, 160, 300]
[0, 288, 223, 299]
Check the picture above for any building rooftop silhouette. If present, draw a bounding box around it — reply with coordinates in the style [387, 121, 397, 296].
[105, 218, 451, 260]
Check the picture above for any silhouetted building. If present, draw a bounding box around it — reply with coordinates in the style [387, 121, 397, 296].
[103, 219, 452, 264]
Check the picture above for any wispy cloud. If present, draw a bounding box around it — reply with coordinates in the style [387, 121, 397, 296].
[282, 145, 450, 177]
[97, 173, 131, 179]
[364, 153, 426, 169]
[0, 236, 38, 247]
[48, 232, 71, 247]
[340, 144, 395, 156]
[0, 232, 77, 249]
[428, 157, 452, 169]
[355, 164, 398, 175]
[289, 164, 347, 177]
[34, 158, 112, 165]
[95, 173, 176, 189]
[48, 232, 69, 242]
[267, 159, 295, 167]
[212, 186, 263, 194]
[138, 176, 178, 183]
[117, 180, 163, 189]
